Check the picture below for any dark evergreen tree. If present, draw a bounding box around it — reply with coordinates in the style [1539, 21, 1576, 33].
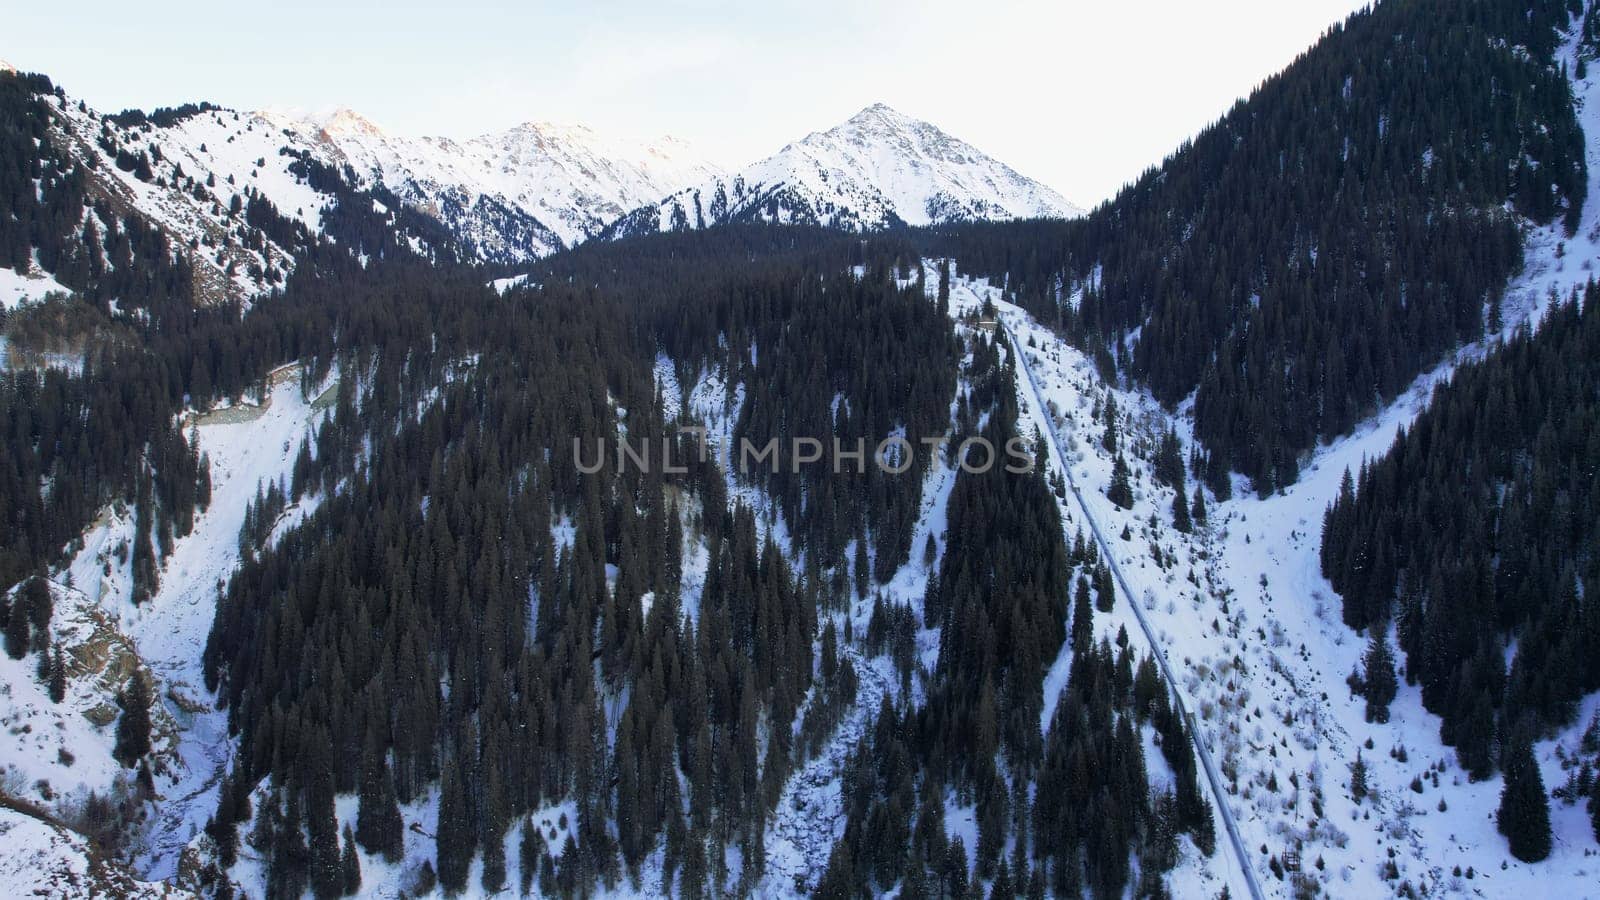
[340, 824, 361, 896]
[1108, 454, 1133, 509]
[355, 732, 404, 861]
[1322, 289, 1600, 769]
[1363, 629, 1398, 724]
[1497, 735, 1552, 863]
[48, 645, 66, 703]
[3, 595, 29, 659]
[435, 767, 474, 893]
[1172, 489, 1192, 533]
[113, 673, 153, 768]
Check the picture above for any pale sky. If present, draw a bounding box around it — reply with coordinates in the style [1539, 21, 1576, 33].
[5, 0, 1369, 206]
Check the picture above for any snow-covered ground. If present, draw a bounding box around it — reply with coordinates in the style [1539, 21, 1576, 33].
[904, 18, 1600, 899]
[957, 231, 1600, 895]
[51, 364, 335, 879]
[0, 263, 71, 311]
[963, 26, 1600, 885]
[0, 805, 173, 898]
[932, 269, 1246, 899]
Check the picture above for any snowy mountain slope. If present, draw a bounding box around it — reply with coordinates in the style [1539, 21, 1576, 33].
[0, 805, 181, 899]
[16, 69, 1071, 274]
[975, 28, 1600, 884]
[49, 364, 336, 882]
[5, 70, 462, 310]
[0, 264, 71, 310]
[0, 577, 186, 814]
[963, 33, 1600, 899]
[977, 260, 1600, 897]
[265, 108, 727, 260]
[39, 93, 335, 304]
[607, 103, 1083, 239]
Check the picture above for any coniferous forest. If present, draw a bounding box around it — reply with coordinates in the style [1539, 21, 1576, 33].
[926, 0, 1586, 492]
[1321, 288, 1600, 796]
[10, 0, 1600, 895]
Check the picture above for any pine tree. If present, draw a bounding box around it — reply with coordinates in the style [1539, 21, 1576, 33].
[3, 595, 30, 659]
[113, 674, 153, 768]
[938, 258, 951, 317]
[1191, 486, 1207, 526]
[355, 732, 404, 861]
[1154, 429, 1185, 488]
[481, 829, 507, 893]
[340, 824, 361, 896]
[1094, 563, 1116, 614]
[48, 645, 66, 703]
[519, 819, 542, 895]
[854, 534, 871, 600]
[22, 576, 51, 653]
[1497, 737, 1552, 862]
[435, 767, 474, 892]
[1072, 576, 1094, 653]
[1108, 455, 1133, 509]
[1362, 629, 1397, 724]
[816, 838, 856, 898]
[1172, 490, 1192, 533]
[1102, 395, 1120, 454]
[1350, 751, 1368, 804]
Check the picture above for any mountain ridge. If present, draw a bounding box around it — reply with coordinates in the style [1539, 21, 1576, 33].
[606, 101, 1083, 240]
[2, 61, 1081, 271]
[260, 106, 728, 258]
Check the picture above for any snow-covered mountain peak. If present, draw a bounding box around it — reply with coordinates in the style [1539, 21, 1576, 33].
[609, 102, 1083, 238]
[259, 107, 726, 258]
[0, 59, 16, 74]
[839, 103, 978, 158]
[256, 105, 385, 140]
[503, 119, 598, 140]
[840, 101, 918, 130]
[309, 106, 385, 139]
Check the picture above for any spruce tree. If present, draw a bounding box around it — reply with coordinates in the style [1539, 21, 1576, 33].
[46, 647, 65, 703]
[355, 733, 404, 861]
[1362, 629, 1398, 724]
[1108, 455, 1133, 509]
[481, 830, 507, 893]
[1172, 490, 1192, 533]
[1497, 737, 1552, 862]
[1102, 395, 1120, 454]
[1589, 775, 1600, 843]
[113, 674, 153, 768]
[22, 576, 51, 653]
[340, 824, 361, 896]
[1094, 563, 1116, 613]
[1072, 576, 1094, 653]
[519, 819, 541, 895]
[1350, 751, 1368, 804]
[435, 768, 474, 892]
[3, 596, 29, 659]
[854, 534, 870, 600]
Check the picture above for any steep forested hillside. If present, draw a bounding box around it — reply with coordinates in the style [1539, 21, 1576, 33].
[929, 0, 1586, 492]
[814, 329, 1213, 898]
[1322, 286, 1600, 819]
[0, 65, 470, 608]
[11, 1, 1600, 895]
